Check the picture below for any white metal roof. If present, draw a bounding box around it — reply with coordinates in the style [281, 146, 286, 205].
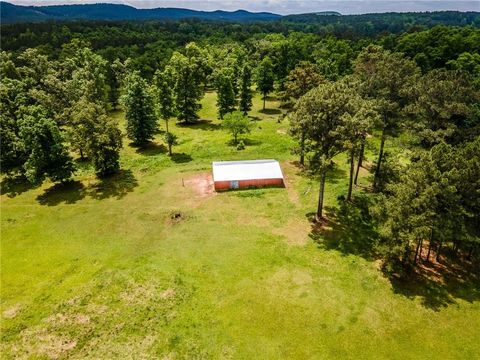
[212, 159, 284, 182]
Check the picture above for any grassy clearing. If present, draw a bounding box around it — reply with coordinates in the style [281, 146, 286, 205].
[1, 91, 479, 359]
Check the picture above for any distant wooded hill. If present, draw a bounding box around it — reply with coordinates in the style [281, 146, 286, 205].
[1, 1, 479, 32]
[0, 2, 282, 23]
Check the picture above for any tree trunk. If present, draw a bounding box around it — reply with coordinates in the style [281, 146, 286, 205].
[263, 93, 266, 110]
[347, 147, 355, 202]
[436, 241, 442, 262]
[374, 125, 387, 190]
[426, 227, 434, 262]
[168, 144, 172, 156]
[165, 118, 169, 133]
[426, 242, 433, 262]
[413, 239, 423, 265]
[453, 241, 460, 257]
[403, 244, 412, 266]
[354, 139, 365, 186]
[79, 148, 84, 160]
[299, 132, 305, 166]
[315, 169, 327, 222]
[467, 245, 474, 261]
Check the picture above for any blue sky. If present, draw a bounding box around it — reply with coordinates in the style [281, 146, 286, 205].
[7, 1, 480, 15]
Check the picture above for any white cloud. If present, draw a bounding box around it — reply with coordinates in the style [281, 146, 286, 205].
[7, 0, 480, 15]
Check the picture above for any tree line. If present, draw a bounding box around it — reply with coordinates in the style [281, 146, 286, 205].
[287, 45, 480, 274]
[0, 39, 280, 183]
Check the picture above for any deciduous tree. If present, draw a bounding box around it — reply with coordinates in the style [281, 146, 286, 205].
[19, 106, 75, 184]
[154, 67, 178, 155]
[122, 72, 157, 145]
[215, 68, 236, 119]
[89, 115, 123, 177]
[222, 111, 253, 144]
[255, 56, 275, 111]
[169, 51, 204, 123]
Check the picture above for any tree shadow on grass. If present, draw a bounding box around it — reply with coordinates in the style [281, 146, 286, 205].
[307, 193, 480, 311]
[389, 258, 480, 311]
[1, 174, 40, 198]
[178, 119, 221, 131]
[89, 169, 138, 200]
[225, 138, 262, 147]
[243, 138, 262, 146]
[134, 142, 167, 156]
[259, 108, 282, 115]
[36, 169, 138, 205]
[171, 153, 193, 164]
[290, 161, 347, 183]
[327, 165, 348, 184]
[36, 181, 87, 206]
[307, 194, 378, 261]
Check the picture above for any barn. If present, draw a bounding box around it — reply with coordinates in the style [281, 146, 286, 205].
[212, 159, 285, 191]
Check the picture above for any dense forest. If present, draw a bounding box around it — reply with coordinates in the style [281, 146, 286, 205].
[1, 15, 479, 276]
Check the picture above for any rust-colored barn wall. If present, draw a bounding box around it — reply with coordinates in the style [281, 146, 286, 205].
[214, 178, 284, 191]
[214, 181, 232, 191]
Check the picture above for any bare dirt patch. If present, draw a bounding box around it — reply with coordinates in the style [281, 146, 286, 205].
[281, 162, 302, 206]
[160, 288, 176, 300]
[183, 173, 215, 199]
[16, 329, 77, 359]
[3, 304, 21, 319]
[46, 313, 91, 326]
[120, 282, 159, 306]
[273, 219, 310, 246]
[80, 334, 157, 359]
[268, 268, 314, 297]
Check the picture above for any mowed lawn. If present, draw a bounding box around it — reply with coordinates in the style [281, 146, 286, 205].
[1, 92, 479, 359]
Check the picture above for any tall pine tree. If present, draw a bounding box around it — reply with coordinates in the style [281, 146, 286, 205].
[239, 64, 253, 115]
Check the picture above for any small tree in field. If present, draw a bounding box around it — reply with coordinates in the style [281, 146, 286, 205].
[222, 111, 253, 145]
[122, 72, 157, 146]
[164, 132, 178, 156]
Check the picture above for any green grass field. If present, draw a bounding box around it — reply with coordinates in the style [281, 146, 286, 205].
[1, 92, 479, 359]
